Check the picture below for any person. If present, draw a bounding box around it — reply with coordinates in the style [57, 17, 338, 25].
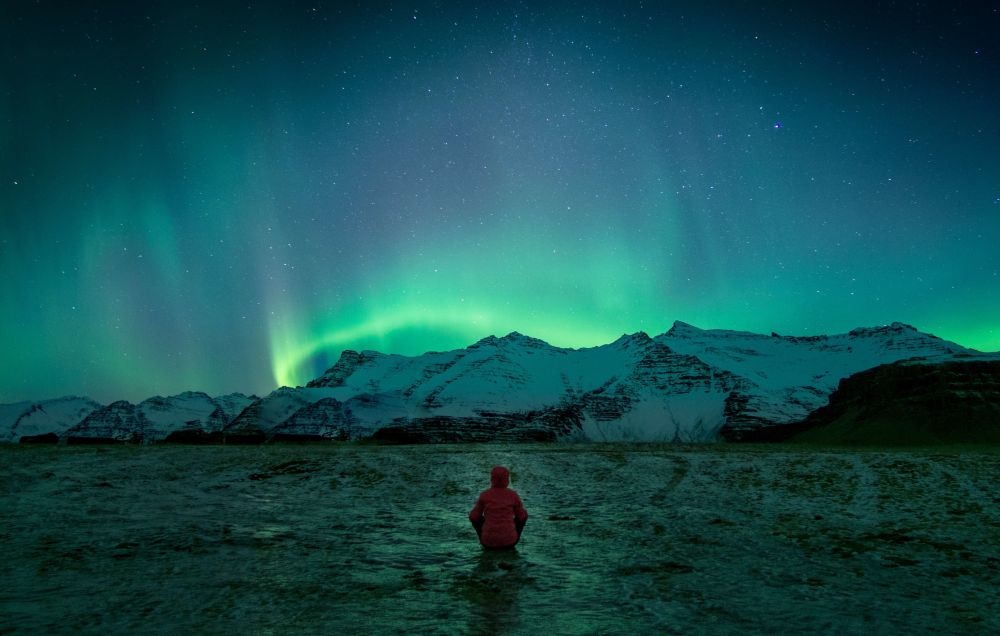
[469, 465, 528, 549]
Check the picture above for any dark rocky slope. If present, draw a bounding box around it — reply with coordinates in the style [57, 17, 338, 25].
[783, 359, 1000, 445]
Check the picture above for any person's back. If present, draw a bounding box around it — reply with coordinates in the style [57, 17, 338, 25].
[469, 466, 528, 549]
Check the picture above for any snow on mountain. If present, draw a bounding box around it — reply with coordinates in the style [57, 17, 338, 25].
[0, 391, 258, 443]
[257, 389, 409, 441]
[3, 322, 991, 444]
[224, 387, 345, 440]
[65, 400, 149, 443]
[660, 321, 971, 390]
[269, 397, 363, 440]
[212, 392, 257, 423]
[296, 322, 991, 442]
[656, 321, 981, 438]
[0, 396, 101, 443]
[304, 330, 743, 441]
[138, 391, 230, 442]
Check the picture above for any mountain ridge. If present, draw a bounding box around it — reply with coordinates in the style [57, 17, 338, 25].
[2, 322, 995, 443]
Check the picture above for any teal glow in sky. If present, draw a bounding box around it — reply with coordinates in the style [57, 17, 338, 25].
[2, 2, 999, 402]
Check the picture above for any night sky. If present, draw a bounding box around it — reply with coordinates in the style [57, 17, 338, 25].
[2, 1, 998, 403]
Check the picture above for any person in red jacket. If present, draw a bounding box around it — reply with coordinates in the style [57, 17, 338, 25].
[469, 466, 528, 549]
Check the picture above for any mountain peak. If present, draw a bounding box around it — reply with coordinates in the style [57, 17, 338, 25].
[501, 331, 529, 341]
[848, 322, 920, 338]
[307, 350, 383, 388]
[665, 321, 704, 337]
[176, 390, 211, 400]
[612, 332, 652, 347]
[471, 332, 553, 349]
[501, 331, 550, 345]
[471, 335, 500, 347]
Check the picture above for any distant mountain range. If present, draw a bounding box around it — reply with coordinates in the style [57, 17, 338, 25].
[0, 392, 256, 444]
[3, 321, 997, 444]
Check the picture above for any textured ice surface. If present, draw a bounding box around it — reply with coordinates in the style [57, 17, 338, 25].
[2, 444, 999, 634]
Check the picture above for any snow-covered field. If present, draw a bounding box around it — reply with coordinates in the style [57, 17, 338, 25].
[2, 444, 998, 634]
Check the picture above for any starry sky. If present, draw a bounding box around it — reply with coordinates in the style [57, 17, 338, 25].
[2, 1, 999, 403]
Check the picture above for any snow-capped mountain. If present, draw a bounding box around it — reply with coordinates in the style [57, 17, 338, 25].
[0, 396, 102, 443]
[65, 400, 149, 443]
[292, 321, 986, 442]
[656, 321, 978, 438]
[224, 387, 342, 441]
[211, 393, 258, 424]
[138, 391, 243, 442]
[1, 322, 991, 443]
[1, 392, 256, 443]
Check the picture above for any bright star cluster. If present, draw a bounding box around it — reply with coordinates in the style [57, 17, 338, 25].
[2, 2, 998, 402]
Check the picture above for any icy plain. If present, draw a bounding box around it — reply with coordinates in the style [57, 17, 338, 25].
[2, 444, 998, 634]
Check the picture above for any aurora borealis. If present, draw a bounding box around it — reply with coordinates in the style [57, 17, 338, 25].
[2, 2, 998, 403]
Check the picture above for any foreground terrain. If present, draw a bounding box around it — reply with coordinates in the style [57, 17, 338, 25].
[2, 444, 998, 634]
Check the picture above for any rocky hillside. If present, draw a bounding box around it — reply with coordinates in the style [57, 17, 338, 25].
[783, 359, 1000, 445]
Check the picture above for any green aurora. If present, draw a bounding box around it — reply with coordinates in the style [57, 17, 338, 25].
[2, 2, 998, 402]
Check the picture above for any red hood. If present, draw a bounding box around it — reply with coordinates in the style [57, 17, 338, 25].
[490, 465, 510, 488]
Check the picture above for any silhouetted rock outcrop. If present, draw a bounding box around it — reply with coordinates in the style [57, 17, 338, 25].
[162, 429, 224, 444]
[785, 359, 1000, 445]
[19, 432, 59, 444]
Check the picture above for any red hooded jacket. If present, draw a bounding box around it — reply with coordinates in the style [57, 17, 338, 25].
[469, 466, 528, 548]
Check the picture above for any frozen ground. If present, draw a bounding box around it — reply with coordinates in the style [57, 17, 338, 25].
[2, 443, 998, 634]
